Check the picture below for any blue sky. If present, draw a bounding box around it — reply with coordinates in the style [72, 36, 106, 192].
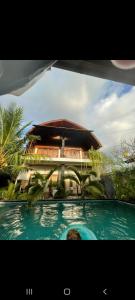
[0, 67, 135, 153]
[96, 81, 133, 100]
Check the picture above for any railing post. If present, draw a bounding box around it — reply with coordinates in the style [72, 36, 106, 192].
[80, 150, 82, 160]
[58, 148, 61, 158]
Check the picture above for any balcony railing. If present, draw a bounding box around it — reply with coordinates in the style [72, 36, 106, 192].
[26, 147, 89, 161]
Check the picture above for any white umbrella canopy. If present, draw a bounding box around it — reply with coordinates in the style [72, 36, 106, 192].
[0, 60, 57, 96]
[0, 60, 135, 96]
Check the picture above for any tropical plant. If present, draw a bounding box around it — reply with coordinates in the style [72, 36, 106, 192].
[46, 164, 105, 199]
[2, 182, 18, 201]
[111, 167, 135, 202]
[0, 103, 40, 179]
[65, 166, 105, 199]
[121, 138, 135, 162]
[53, 185, 68, 199]
[88, 147, 113, 175]
[0, 169, 11, 187]
[35, 164, 106, 199]
[27, 167, 58, 200]
[109, 139, 135, 201]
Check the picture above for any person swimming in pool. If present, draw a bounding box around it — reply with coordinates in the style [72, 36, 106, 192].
[67, 229, 82, 240]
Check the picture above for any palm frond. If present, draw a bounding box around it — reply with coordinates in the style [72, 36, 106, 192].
[0, 103, 33, 176]
[2, 182, 17, 200]
[85, 181, 105, 193]
[81, 171, 97, 183]
[16, 122, 32, 137]
[26, 134, 41, 142]
[66, 166, 82, 182]
[88, 171, 97, 177]
[63, 174, 80, 185]
[28, 184, 43, 195]
[45, 166, 60, 181]
[84, 186, 104, 197]
[2, 105, 23, 147]
[32, 172, 45, 181]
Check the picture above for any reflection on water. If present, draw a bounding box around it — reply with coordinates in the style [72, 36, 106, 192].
[62, 205, 83, 220]
[40, 205, 58, 227]
[0, 201, 135, 240]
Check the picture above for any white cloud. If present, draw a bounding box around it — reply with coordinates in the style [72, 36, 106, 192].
[95, 94, 117, 114]
[88, 88, 135, 153]
[0, 67, 106, 126]
[0, 67, 135, 154]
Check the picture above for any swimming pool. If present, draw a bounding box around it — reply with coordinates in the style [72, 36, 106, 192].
[0, 200, 135, 240]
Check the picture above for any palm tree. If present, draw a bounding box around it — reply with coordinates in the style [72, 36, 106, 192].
[26, 166, 75, 200]
[22, 165, 105, 201]
[27, 167, 58, 200]
[46, 165, 105, 199]
[0, 103, 39, 179]
[2, 182, 18, 201]
[65, 166, 105, 199]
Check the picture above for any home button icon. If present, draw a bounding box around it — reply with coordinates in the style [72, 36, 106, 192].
[64, 288, 71, 296]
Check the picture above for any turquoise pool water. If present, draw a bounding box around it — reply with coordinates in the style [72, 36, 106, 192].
[0, 201, 135, 240]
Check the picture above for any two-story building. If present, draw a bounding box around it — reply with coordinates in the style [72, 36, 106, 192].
[18, 119, 102, 194]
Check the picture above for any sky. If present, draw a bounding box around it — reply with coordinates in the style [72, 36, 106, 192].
[0, 66, 135, 154]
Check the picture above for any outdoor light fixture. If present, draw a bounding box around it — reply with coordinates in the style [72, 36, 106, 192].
[52, 136, 69, 140]
[52, 136, 62, 140]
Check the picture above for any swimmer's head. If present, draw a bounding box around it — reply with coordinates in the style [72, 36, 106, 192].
[111, 60, 135, 70]
[67, 229, 82, 240]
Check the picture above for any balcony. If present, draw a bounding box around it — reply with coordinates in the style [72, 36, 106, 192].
[25, 146, 90, 165]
